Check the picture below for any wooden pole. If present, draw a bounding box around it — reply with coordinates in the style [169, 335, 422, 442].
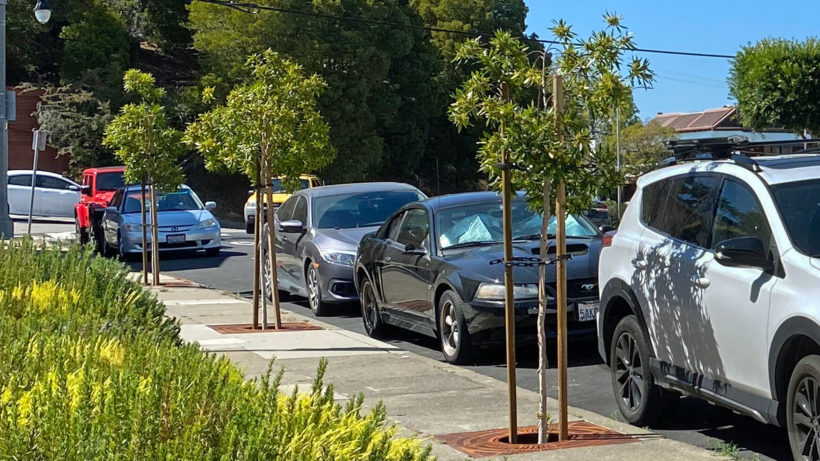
[149, 183, 160, 286]
[140, 180, 148, 285]
[252, 166, 261, 329]
[261, 158, 283, 329]
[500, 81, 518, 444]
[553, 74, 569, 441]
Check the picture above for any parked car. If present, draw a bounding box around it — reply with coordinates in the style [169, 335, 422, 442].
[74, 166, 127, 249]
[100, 185, 221, 259]
[597, 153, 820, 460]
[354, 191, 604, 364]
[8, 170, 81, 218]
[264, 182, 426, 316]
[244, 175, 321, 234]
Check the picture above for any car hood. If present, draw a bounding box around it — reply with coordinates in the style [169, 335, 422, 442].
[95, 190, 117, 205]
[123, 209, 214, 226]
[313, 226, 380, 252]
[443, 238, 602, 284]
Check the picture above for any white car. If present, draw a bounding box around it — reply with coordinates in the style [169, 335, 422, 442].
[8, 170, 81, 218]
[597, 154, 820, 460]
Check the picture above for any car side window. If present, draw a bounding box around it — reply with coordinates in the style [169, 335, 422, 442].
[396, 208, 430, 248]
[8, 174, 32, 186]
[641, 179, 670, 228]
[380, 211, 404, 241]
[654, 174, 721, 248]
[292, 196, 308, 224]
[276, 196, 297, 221]
[110, 191, 124, 209]
[711, 178, 772, 250]
[36, 175, 73, 190]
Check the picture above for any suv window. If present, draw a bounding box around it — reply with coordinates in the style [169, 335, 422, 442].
[292, 196, 308, 224]
[641, 180, 669, 228]
[711, 179, 771, 250]
[396, 208, 430, 248]
[276, 196, 297, 221]
[8, 174, 32, 186]
[652, 175, 721, 248]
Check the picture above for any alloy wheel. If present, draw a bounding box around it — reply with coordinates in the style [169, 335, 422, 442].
[614, 331, 644, 412]
[361, 282, 379, 334]
[441, 299, 459, 357]
[793, 376, 820, 460]
[262, 248, 272, 300]
[307, 267, 320, 311]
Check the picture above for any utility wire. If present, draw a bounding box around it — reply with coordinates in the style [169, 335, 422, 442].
[193, 0, 735, 59]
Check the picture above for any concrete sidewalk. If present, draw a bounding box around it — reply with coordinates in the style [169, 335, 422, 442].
[147, 274, 726, 460]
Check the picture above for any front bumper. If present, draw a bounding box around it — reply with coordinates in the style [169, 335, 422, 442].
[464, 297, 599, 346]
[121, 227, 221, 254]
[315, 260, 358, 303]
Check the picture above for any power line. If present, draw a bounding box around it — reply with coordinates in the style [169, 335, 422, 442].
[193, 0, 736, 59]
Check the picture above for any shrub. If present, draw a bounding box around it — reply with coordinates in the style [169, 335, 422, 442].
[0, 240, 433, 460]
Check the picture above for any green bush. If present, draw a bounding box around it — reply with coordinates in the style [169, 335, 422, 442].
[0, 240, 433, 460]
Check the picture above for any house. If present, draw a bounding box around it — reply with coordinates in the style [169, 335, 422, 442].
[7, 87, 69, 175]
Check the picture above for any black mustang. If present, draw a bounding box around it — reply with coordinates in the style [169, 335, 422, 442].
[354, 191, 605, 364]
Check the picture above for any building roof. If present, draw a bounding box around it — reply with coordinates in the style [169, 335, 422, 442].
[654, 107, 740, 132]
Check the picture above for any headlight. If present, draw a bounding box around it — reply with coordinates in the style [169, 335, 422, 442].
[123, 223, 142, 232]
[475, 283, 540, 301]
[320, 249, 356, 266]
[197, 218, 217, 229]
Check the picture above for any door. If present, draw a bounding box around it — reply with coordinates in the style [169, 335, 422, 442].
[272, 196, 297, 291]
[380, 208, 433, 321]
[102, 190, 125, 246]
[283, 196, 308, 290]
[36, 175, 80, 217]
[637, 174, 722, 375]
[699, 177, 776, 396]
[7, 174, 33, 215]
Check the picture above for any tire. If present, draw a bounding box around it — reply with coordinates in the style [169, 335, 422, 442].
[205, 247, 220, 257]
[246, 221, 253, 234]
[89, 218, 105, 254]
[610, 315, 669, 427]
[305, 264, 328, 316]
[75, 218, 89, 245]
[437, 290, 475, 364]
[787, 355, 820, 461]
[360, 278, 385, 338]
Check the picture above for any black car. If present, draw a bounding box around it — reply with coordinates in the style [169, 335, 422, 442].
[354, 191, 604, 364]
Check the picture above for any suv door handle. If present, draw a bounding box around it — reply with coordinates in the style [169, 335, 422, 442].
[632, 258, 647, 270]
[693, 277, 711, 288]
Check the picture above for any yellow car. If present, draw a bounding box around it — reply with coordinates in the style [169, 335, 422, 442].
[244, 175, 321, 233]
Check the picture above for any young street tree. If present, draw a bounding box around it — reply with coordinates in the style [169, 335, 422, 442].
[450, 16, 652, 443]
[730, 38, 820, 138]
[103, 69, 185, 285]
[185, 49, 334, 329]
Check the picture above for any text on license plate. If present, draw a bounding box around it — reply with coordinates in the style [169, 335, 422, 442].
[578, 302, 599, 322]
[167, 234, 186, 244]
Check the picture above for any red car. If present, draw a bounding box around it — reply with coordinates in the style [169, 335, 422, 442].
[74, 166, 127, 250]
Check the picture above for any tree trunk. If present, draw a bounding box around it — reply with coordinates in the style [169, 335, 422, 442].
[149, 183, 160, 286]
[251, 166, 261, 329]
[140, 180, 148, 286]
[536, 181, 553, 443]
[261, 158, 283, 329]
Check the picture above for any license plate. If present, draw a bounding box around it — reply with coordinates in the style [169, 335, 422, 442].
[167, 234, 186, 244]
[578, 302, 599, 322]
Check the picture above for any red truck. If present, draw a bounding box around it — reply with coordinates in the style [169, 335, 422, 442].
[74, 166, 127, 250]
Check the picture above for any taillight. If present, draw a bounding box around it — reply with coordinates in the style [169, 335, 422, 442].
[601, 230, 617, 248]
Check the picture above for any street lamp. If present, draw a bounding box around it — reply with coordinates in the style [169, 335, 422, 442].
[34, 0, 51, 24]
[0, 0, 51, 239]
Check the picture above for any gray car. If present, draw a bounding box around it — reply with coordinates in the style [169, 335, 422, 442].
[265, 182, 426, 315]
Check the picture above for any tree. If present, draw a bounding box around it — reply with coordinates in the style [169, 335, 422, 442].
[185, 49, 334, 329]
[730, 38, 820, 137]
[103, 70, 185, 285]
[59, 4, 131, 86]
[612, 120, 675, 178]
[450, 16, 652, 443]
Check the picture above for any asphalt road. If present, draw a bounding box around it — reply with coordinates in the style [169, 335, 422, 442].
[25, 219, 789, 460]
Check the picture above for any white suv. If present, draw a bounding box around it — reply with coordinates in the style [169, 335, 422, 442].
[598, 154, 820, 460]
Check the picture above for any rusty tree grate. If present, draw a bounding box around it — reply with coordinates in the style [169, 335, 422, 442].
[208, 322, 323, 334]
[435, 421, 639, 458]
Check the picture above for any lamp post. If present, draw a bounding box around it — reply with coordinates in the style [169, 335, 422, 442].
[0, 0, 51, 239]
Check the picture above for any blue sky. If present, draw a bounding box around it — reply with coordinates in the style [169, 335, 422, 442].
[524, 1, 818, 120]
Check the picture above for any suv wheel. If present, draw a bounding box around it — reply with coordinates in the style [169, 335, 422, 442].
[75, 218, 89, 244]
[306, 265, 327, 316]
[610, 315, 668, 426]
[787, 355, 820, 461]
[438, 290, 474, 365]
[360, 279, 385, 338]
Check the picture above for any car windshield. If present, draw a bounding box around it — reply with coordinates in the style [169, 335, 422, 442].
[437, 200, 598, 250]
[313, 190, 425, 229]
[96, 172, 125, 191]
[772, 178, 820, 256]
[122, 189, 203, 214]
[272, 178, 309, 193]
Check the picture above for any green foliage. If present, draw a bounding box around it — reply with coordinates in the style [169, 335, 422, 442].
[729, 37, 820, 136]
[185, 50, 334, 191]
[0, 240, 433, 460]
[34, 85, 115, 176]
[59, 4, 131, 86]
[108, 0, 191, 52]
[610, 120, 675, 178]
[103, 70, 185, 189]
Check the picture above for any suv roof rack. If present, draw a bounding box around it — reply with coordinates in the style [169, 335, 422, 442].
[731, 154, 762, 173]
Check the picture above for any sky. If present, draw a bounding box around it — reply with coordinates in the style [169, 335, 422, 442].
[523, 1, 818, 121]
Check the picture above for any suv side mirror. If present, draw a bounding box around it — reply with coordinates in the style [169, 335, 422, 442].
[403, 243, 427, 255]
[81, 185, 92, 196]
[599, 225, 616, 233]
[279, 219, 304, 233]
[715, 237, 771, 270]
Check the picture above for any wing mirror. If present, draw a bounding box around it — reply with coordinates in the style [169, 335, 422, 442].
[599, 225, 616, 233]
[403, 243, 427, 255]
[105, 206, 118, 214]
[81, 185, 92, 196]
[279, 219, 304, 233]
[715, 237, 771, 271]
[204, 201, 217, 211]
